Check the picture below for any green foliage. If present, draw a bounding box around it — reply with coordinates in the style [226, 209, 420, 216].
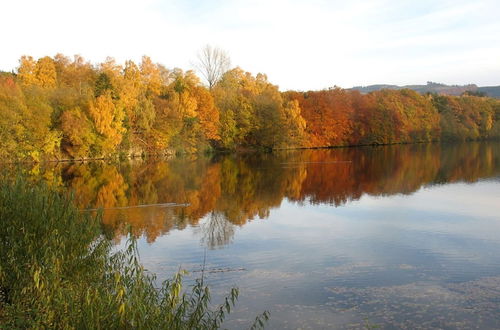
[213, 68, 299, 149]
[0, 177, 269, 329]
[462, 90, 486, 97]
[371, 89, 440, 143]
[95, 72, 115, 98]
[432, 94, 499, 141]
[219, 108, 238, 149]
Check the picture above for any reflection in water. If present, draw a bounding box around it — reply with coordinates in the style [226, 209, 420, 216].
[198, 212, 235, 250]
[29, 142, 500, 247]
[15, 142, 500, 328]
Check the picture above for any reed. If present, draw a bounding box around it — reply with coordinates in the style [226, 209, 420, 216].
[0, 177, 269, 329]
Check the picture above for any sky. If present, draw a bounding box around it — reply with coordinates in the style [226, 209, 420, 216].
[1, 0, 499, 91]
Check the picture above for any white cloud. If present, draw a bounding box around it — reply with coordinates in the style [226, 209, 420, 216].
[1, 0, 499, 90]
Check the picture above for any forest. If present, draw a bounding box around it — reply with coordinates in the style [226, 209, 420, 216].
[1, 54, 500, 161]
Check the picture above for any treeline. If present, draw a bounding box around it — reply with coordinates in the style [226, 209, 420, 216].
[1, 54, 500, 161]
[14, 142, 500, 245]
[287, 88, 500, 147]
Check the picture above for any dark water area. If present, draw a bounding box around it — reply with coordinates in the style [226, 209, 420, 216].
[18, 142, 500, 328]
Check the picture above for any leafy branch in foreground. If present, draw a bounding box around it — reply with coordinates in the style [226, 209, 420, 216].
[0, 177, 268, 329]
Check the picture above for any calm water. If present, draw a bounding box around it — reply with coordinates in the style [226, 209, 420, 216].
[34, 142, 500, 328]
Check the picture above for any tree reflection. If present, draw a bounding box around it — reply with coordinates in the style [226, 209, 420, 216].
[199, 211, 235, 250]
[24, 142, 500, 247]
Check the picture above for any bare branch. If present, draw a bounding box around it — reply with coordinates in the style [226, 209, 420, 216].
[194, 45, 231, 89]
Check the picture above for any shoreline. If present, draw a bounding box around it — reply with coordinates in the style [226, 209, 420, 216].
[1, 138, 498, 165]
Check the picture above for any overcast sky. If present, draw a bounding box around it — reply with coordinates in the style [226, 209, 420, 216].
[1, 0, 499, 91]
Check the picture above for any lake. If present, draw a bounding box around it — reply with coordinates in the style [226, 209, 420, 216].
[30, 142, 500, 328]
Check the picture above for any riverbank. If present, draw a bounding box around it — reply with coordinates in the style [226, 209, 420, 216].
[2, 138, 499, 165]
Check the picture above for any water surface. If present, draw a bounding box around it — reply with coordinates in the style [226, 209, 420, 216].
[33, 142, 500, 328]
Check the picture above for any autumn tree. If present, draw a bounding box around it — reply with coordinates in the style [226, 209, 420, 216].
[140, 56, 164, 96]
[53, 54, 95, 96]
[0, 75, 59, 161]
[433, 94, 499, 141]
[151, 69, 220, 153]
[88, 91, 125, 155]
[34, 57, 57, 88]
[0, 75, 31, 159]
[287, 88, 355, 147]
[282, 99, 306, 146]
[213, 68, 306, 149]
[60, 107, 96, 158]
[212, 68, 254, 148]
[17, 56, 38, 86]
[193, 85, 220, 142]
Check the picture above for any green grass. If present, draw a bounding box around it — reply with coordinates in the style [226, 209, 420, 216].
[0, 177, 269, 329]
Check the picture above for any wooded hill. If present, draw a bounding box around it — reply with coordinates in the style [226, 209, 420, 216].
[350, 81, 500, 98]
[1, 54, 499, 161]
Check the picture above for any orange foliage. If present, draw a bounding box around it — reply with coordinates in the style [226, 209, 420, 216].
[288, 88, 355, 147]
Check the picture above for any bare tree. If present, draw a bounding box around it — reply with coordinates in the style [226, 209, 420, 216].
[194, 45, 231, 89]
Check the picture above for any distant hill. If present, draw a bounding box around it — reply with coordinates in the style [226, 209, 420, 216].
[478, 86, 500, 98]
[349, 82, 500, 98]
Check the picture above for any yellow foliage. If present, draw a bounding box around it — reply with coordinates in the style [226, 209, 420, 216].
[140, 56, 163, 96]
[17, 56, 38, 86]
[88, 92, 125, 155]
[35, 57, 57, 88]
[60, 107, 95, 158]
[121, 60, 141, 116]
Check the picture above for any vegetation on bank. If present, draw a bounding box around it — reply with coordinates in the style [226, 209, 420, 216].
[0, 54, 499, 161]
[0, 177, 269, 328]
